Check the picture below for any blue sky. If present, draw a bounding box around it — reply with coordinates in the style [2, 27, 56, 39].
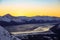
[0, 0, 59, 8]
[0, 0, 59, 4]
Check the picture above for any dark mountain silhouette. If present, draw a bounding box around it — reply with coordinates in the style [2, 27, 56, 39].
[0, 14, 60, 26]
[50, 23, 60, 34]
[3, 14, 13, 17]
[49, 23, 60, 40]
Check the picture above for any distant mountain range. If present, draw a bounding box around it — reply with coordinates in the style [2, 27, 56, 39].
[0, 14, 60, 26]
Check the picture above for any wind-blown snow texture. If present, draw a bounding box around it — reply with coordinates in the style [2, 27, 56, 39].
[0, 26, 21, 40]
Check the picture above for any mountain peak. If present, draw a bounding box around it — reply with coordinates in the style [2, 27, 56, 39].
[4, 14, 12, 17]
[2, 14, 14, 19]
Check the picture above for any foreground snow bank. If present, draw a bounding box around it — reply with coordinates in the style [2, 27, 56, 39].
[0, 26, 21, 40]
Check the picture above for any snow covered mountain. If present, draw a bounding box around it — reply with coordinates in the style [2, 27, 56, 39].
[0, 14, 60, 26]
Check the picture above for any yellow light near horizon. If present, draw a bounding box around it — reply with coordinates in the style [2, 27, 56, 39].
[0, 4, 60, 17]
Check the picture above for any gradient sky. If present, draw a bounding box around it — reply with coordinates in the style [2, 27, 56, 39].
[0, 0, 60, 17]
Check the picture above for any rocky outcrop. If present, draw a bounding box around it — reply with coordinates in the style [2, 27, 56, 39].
[0, 26, 21, 40]
[50, 24, 60, 34]
[14, 31, 57, 40]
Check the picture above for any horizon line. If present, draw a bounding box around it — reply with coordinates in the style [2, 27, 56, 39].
[0, 14, 60, 18]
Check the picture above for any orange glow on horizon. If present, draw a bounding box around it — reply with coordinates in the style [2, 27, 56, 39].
[0, 6, 60, 17]
[0, 0, 60, 17]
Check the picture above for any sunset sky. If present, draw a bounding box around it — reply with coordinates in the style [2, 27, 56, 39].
[0, 0, 60, 17]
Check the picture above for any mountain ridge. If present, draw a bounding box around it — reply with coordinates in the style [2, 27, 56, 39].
[0, 14, 60, 18]
[0, 14, 60, 26]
